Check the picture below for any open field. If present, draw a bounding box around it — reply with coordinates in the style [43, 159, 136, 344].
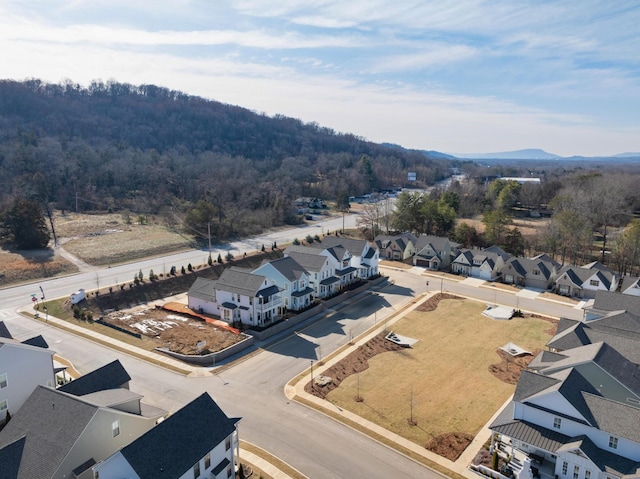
[323, 297, 556, 456]
[0, 247, 78, 286]
[56, 212, 194, 266]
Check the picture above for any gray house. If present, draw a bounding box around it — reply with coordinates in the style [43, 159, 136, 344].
[412, 235, 459, 270]
[502, 255, 558, 290]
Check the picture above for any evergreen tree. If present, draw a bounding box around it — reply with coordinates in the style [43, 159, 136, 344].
[1, 198, 50, 249]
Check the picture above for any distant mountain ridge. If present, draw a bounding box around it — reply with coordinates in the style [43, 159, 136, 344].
[453, 149, 560, 160]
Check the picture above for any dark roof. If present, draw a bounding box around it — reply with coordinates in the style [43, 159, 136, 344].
[592, 290, 640, 314]
[320, 276, 340, 285]
[0, 321, 13, 339]
[285, 251, 329, 272]
[258, 256, 308, 282]
[557, 435, 640, 477]
[504, 257, 554, 280]
[188, 277, 216, 302]
[291, 286, 315, 298]
[0, 436, 25, 479]
[214, 267, 269, 297]
[557, 266, 613, 290]
[119, 393, 239, 479]
[0, 386, 100, 479]
[513, 370, 561, 402]
[582, 392, 640, 443]
[414, 234, 453, 252]
[621, 276, 640, 295]
[21, 335, 49, 349]
[490, 402, 571, 453]
[320, 236, 370, 256]
[546, 311, 640, 363]
[59, 360, 131, 396]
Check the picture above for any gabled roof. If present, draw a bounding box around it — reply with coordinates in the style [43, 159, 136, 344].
[119, 393, 240, 479]
[188, 277, 216, 302]
[536, 341, 640, 397]
[557, 266, 613, 290]
[285, 251, 330, 272]
[453, 249, 474, 264]
[504, 257, 554, 280]
[592, 290, 640, 314]
[531, 253, 561, 269]
[321, 236, 371, 256]
[0, 386, 101, 479]
[214, 267, 269, 297]
[21, 335, 49, 349]
[414, 234, 454, 252]
[257, 256, 309, 282]
[556, 435, 640, 477]
[621, 276, 640, 295]
[583, 261, 613, 273]
[483, 245, 510, 261]
[374, 233, 416, 252]
[59, 359, 131, 396]
[582, 393, 640, 443]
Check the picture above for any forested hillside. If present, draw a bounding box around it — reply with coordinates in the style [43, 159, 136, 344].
[0, 79, 450, 245]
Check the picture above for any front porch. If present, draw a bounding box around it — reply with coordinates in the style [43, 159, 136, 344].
[492, 437, 556, 479]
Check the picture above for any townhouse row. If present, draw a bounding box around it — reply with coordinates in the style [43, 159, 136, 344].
[188, 236, 379, 328]
[375, 233, 633, 299]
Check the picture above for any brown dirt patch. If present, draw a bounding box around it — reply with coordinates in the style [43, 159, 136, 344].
[415, 292, 463, 312]
[304, 332, 405, 398]
[488, 348, 539, 384]
[425, 432, 475, 461]
[101, 307, 244, 355]
[0, 247, 78, 285]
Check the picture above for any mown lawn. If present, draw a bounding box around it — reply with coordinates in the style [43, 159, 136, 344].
[326, 298, 555, 447]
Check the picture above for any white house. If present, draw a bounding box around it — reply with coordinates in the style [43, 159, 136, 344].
[320, 236, 379, 279]
[490, 341, 640, 479]
[253, 256, 314, 311]
[187, 267, 282, 327]
[92, 393, 240, 479]
[0, 337, 56, 424]
[554, 262, 618, 299]
[620, 276, 640, 297]
[284, 249, 340, 299]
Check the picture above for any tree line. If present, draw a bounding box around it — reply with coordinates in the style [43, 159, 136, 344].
[0, 79, 451, 248]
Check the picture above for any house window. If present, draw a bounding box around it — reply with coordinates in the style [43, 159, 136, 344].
[553, 417, 562, 429]
[562, 461, 568, 475]
[590, 280, 600, 286]
[533, 269, 540, 276]
[227, 464, 233, 478]
[585, 470, 590, 479]
[0, 373, 7, 389]
[94, 471, 99, 479]
[609, 436, 618, 449]
[204, 452, 211, 469]
[0, 399, 7, 412]
[573, 465, 580, 479]
[193, 461, 201, 478]
[225, 435, 231, 450]
[111, 420, 120, 437]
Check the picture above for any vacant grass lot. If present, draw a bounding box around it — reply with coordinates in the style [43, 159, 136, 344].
[326, 298, 554, 447]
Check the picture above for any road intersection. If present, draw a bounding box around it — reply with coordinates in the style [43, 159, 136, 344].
[0, 216, 583, 478]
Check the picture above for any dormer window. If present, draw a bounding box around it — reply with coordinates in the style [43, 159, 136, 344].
[590, 280, 600, 287]
[553, 417, 561, 429]
[609, 436, 618, 449]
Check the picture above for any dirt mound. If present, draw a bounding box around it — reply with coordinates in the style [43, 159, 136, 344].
[488, 348, 539, 384]
[415, 293, 462, 312]
[425, 432, 474, 461]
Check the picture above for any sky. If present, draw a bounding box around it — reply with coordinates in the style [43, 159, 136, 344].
[1, 1, 639, 157]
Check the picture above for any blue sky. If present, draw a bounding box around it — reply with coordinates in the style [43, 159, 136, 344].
[1, 1, 639, 157]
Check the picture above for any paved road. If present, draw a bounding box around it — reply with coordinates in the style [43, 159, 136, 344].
[2, 276, 436, 478]
[0, 227, 585, 478]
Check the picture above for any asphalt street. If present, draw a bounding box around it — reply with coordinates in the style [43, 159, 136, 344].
[0, 213, 584, 478]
